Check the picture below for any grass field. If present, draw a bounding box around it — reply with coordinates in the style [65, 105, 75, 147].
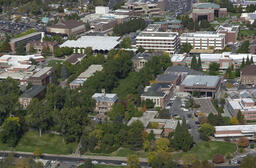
[0, 131, 77, 155]
[172, 141, 237, 162]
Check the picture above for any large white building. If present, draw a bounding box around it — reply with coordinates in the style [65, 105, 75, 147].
[180, 31, 226, 50]
[215, 125, 256, 139]
[136, 32, 179, 54]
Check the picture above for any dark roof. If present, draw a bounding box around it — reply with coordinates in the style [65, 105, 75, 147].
[156, 73, 178, 82]
[49, 20, 84, 29]
[165, 65, 203, 75]
[132, 52, 162, 61]
[20, 85, 45, 98]
[66, 54, 85, 64]
[241, 65, 256, 76]
[142, 83, 167, 97]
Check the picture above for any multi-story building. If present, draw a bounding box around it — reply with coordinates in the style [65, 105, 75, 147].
[92, 89, 118, 114]
[192, 3, 227, 22]
[226, 98, 256, 121]
[46, 20, 86, 36]
[141, 83, 173, 108]
[28, 67, 55, 86]
[132, 52, 161, 72]
[136, 31, 179, 54]
[121, 2, 161, 17]
[216, 25, 239, 44]
[69, 64, 103, 89]
[180, 75, 221, 97]
[215, 125, 256, 139]
[184, 53, 256, 70]
[26, 41, 57, 54]
[180, 31, 226, 50]
[240, 65, 256, 85]
[10, 32, 43, 52]
[19, 85, 46, 108]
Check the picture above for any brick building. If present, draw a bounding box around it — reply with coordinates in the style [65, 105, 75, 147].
[192, 3, 227, 22]
[92, 89, 118, 114]
[180, 75, 221, 97]
[241, 65, 256, 85]
[19, 85, 46, 108]
[216, 25, 239, 44]
[26, 41, 57, 54]
[28, 67, 55, 86]
[46, 20, 86, 36]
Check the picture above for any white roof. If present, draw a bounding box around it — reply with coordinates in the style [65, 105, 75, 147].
[228, 99, 243, 110]
[171, 54, 186, 62]
[78, 64, 103, 79]
[242, 98, 254, 103]
[60, 36, 121, 51]
[215, 125, 256, 132]
[199, 52, 256, 62]
[0, 71, 31, 80]
[0, 55, 44, 71]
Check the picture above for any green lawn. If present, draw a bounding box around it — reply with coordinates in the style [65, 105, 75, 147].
[0, 131, 77, 155]
[110, 148, 148, 158]
[172, 141, 237, 162]
[239, 30, 256, 36]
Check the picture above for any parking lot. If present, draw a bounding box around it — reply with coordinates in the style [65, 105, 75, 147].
[194, 98, 218, 115]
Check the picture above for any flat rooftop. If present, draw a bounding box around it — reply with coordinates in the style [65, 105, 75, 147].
[137, 31, 178, 38]
[180, 31, 225, 38]
[78, 64, 103, 79]
[181, 75, 220, 87]
[10, 32, 42, 43]
[60, 36, 121, 51]
[32, 67, 53, 78]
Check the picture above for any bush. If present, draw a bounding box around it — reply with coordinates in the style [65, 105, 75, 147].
[250, 144, 254, 149]
[238, 138, 249, 148]
[212, 154, 225, 164]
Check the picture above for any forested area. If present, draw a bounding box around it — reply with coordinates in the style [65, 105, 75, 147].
[113, 18, 147, 36]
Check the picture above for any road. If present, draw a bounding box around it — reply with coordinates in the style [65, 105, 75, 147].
[169, 97, 200, 143]
[0, 151, 148, 167]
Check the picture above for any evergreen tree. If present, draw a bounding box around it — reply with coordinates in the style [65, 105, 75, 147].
[197, 56, 202, 71]
[250, 56, 254, 64]
[246, 56, 250, 65]
[191, 55, 197, 70]
[241, 57, 245, 68]
[172, 121, 194, 152]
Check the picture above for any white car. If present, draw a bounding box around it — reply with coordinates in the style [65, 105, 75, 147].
[92, 160, 98, 164]
[183, 108, 189, 112]
[121, 163, 127, 166]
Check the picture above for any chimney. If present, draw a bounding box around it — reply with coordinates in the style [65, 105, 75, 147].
[102, 89, 106, 96]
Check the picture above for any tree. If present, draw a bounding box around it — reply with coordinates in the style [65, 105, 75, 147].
[250, 56, 254, 64]
[246, 56, 250, 65]
[209, 62, 220, 75]
[197, 56, 202, 71]
[230, 117, 239, 125]
[237, 40, 249, 53]
[78, 159, 94, 168]
[28, 46, 36, 54]
[33, 148, 41, 158]
[191, 55, 198, 70]
[199, 123, 215, 136]
[120, 37, 131, 48]
[1, 41, 11, 53]
[26, 99, 51, 137]
[179, 43, 192, 54]
[212, 154, 225, 164]
[0, 116, 22, 147]
[127, 121, 144, 149]
[137, 46, 145, 53]
[145, 99, 155, 109]
[237, 110, 245, 124]
[127, 155, 141, 168]
[241, 155, 256, 168]
[172, 121, 194, 152]
[41, 46, 51, 56]
[155, 138, 170, 152]
[238, 137, 249, 148]
[15, 42, 26, 55]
